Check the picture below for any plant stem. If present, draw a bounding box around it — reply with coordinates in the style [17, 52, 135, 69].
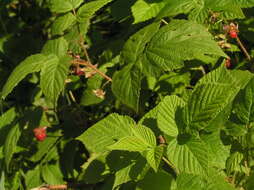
[72, 59, 112, 81]
[236, 36, 251, 61]
[161, 19, 169, 25]
[162, 156, 179, 175]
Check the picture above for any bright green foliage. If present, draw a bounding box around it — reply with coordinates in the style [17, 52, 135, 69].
[167, 138, 209, 176]
[131, 0, 167, 24]
[49, 0, 83, 13]
[112, 64, 142, 112]
[77, 114, 135, 153]
[1, 54, 55, 99]
[145, 20, 226, 71]
[157, 95, 185, 137]
[42, 37, 69, 57]
[234, 77, 254, 124]
[40, 56, 70, 106]
[77, 0, 113, 35]
[51, 13, 77, 35]
[3, 124, 21, 171]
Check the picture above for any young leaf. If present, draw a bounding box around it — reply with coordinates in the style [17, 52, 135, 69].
[167, 138, 209, 176]
[51, 13, 76, 35]
[40, 56, 70, 106]
[49, 0, 83, 13]
[42, 37, 69, 58]
[144, 20, 227, 71]
[157, 95, 185, 137]
[77, 114, 135, 153]
[112, 64, 142, 112]
[2, 54, 55, 99]
[131, 0, 166, 24]
[3, 123, 21, 171]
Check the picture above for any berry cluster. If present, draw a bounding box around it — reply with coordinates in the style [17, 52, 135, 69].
[33, 127, 47, 141]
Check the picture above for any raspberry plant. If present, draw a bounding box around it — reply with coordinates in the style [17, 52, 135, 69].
[1, 0, 254, 190]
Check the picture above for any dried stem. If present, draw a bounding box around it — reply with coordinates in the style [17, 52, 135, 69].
[236, 36, 251, 61]
[72, 59, 112, 82]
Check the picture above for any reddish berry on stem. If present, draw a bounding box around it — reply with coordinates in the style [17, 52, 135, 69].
[33, 127, 47, 141]
[229, 30, 238, 38]
[74, 67, 84, 76]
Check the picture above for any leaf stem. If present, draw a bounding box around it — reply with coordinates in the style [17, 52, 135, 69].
[236, 36, 251, 61]
[162, 156, 179, 175]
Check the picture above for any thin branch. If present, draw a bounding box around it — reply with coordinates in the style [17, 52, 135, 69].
[236, 36, 251, 61]
[72, 59, 112, 82]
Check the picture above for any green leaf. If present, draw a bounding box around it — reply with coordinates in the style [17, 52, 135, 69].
[108, 125, 156, 152]
[145, 20, 226, 71]
[2, 54, 54, 99]
[234, 77, 254, 124]
[42, 37, 68, 57]
[30, 132, 60, 162]
[137, 169, 174, 190]
[40, 56, 70, 106]
[207, 169, 236, 190]
[184, 66, 244, 130]
[146, 146, 164, 172]
[49, 0, 83, 13]
[77, 0, 113, 35]
[157, 95, 185, 137]
[201, 131, 230, 169]
[157, 0, 196, 19]
[51, 13, 76, 35]
[25, 166, 42, 189]
[0, 108, 16, 129]
[108, 136, 151, 152]
[77, 114, 135, 153]
[112, 64, 142, 112]
[167, 138, 209, 176]
[0, 171, 5, 190]
[41, 163, 64, 185]
[176, 173, 205, 190]
[226, 152, 244, 174]
[131, 0, 166, 24]
[3, 123, 21, 171]
[112, 153, 147, 188]
[122, 22, 160, 64]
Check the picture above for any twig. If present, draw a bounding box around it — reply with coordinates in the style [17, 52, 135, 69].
[72, 59, 112, 81]
[31, 183, 94, 190]
[236, 36, 251, 61]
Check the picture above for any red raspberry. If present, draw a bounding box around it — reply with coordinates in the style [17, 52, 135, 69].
[229, 30, 238, 38]
[33, 127, 47, 141]
[74, 67, 84, 76]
